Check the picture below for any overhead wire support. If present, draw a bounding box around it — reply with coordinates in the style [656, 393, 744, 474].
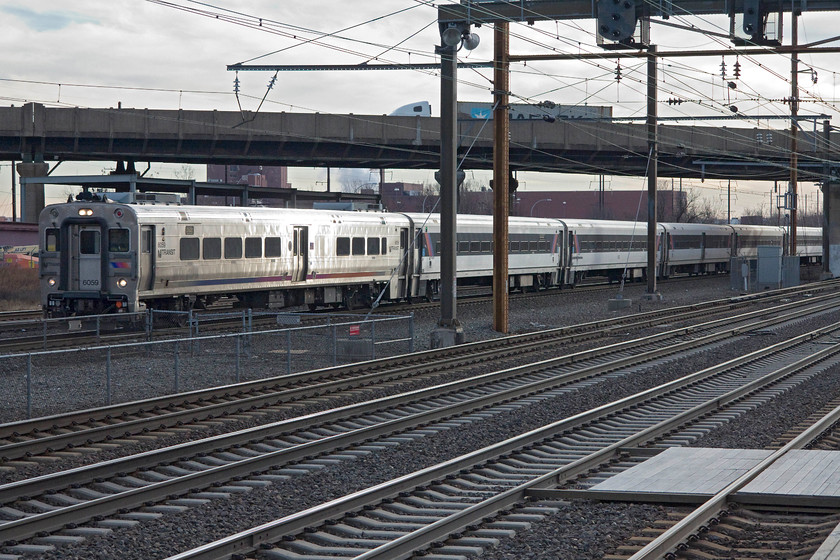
[227, 62, 494, 72]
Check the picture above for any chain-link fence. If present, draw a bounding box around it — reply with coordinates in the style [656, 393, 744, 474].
[0, 312, 152, 350]
[0, 313, 414, 421]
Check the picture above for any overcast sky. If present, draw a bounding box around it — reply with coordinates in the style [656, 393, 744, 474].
[1, 1, 838, 217]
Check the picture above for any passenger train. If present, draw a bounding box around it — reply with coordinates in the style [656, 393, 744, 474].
[38, 201, 823, 316]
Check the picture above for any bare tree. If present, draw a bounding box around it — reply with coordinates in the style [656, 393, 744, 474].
[173, 165, 195, 181]
[658, 180, 723, 223]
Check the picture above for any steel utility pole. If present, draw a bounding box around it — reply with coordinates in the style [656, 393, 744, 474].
[11, 161, 16, 222]
[492, 22, 510, 334]
[430, 30, 464, 348]
[646, 44, 660, 297]
[823, 120, 832, 277]
[789, 9, 800, 254]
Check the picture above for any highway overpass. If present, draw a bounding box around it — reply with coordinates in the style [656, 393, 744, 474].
[0, 102, 836, 182]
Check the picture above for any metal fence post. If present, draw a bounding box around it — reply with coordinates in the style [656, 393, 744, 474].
[26, 354, 32, 419]
[146, 310, 152, 341]
[371, 321, 376, 361]
[332, 324, 338, 366]
[409, 313, 415, 353]
[247, 308, 253, 355]
[286, 330, 292, 375]
[235, 336, 241, 383]
[96, 315, 101, 344]
[106, 346, 112, 406]
[42, 320, 47, 350]
[174, 340, 180, 393]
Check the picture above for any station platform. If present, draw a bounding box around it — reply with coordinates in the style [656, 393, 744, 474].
[589, 447, 840, 559]
[591, 447, 840, 500]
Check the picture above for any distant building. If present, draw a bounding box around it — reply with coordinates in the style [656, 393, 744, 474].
[206, 165, 291, 189]
[0, 222, 38, 245]
[379, 188, 691, 221]
[513, 190, 688, 221]
[380, 182, 431, 212]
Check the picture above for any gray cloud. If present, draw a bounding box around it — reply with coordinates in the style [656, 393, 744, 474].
[1, 6, 98, 31]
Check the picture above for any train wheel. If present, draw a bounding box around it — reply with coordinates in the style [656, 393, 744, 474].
[343, 289, 358, 311]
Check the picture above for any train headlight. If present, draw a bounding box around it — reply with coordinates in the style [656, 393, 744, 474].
[78, 208, 93, 216]
[117, 278, 128, 288]
[48, 278, 56, 287]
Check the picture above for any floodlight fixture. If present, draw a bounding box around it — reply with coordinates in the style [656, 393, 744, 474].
[462, 33, 480, 51]
[442, 26, 463, 48]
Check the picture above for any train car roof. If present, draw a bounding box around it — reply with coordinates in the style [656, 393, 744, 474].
[728, 224, 785, 234]
[43, 203, 411, 226]
[559, 218, 664, 232]
[661, 222, 732, 234]
[403, 213, 559, 228]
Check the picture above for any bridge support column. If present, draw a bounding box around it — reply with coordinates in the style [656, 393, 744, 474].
[17, 162, 49, 223]
[825, 180, 840, 278]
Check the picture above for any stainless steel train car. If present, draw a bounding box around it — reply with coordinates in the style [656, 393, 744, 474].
[39, 200, 824, 316]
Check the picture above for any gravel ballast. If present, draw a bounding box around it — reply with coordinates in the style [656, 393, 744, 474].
[27, 277, 840, 560]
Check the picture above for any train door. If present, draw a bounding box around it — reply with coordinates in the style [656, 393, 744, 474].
[566, 229, 575, 285]
[292, 226, 309, 282]
[139, 226, 154, 291]
[700, 232, 707, 262]
[74, 225, 102, 292]
[658, 231, 669, 277]
[396, 228, 410, 298]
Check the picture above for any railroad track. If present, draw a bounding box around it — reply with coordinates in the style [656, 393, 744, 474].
[610, 400, 840, 559]
[0, 310, 41, 323]
[1, 283, 836, 469]
[151, 312, 840, 559]
[2, 276, 829, 355]
[0, 289, 838, 556]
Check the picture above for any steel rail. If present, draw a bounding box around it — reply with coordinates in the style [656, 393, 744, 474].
[2, 287, 837, 464]
[2, 285, 831, 461]
[627, 397, 840, 559]
[0, 297, 835, 545]
[162, 324, 840, 560]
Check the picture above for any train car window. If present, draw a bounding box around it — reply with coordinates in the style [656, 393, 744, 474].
[203, 238, 221, 260]
[265, 237, 283, 257]
[481, 241, 491, 253]
[381, 238, 387, 255]
[80, 231, 100, 255]
[45, 229, 59, 252]
[336, 237, 350, 256]
[367, 238, 380, 255]
[245, 237, 262, 258]
[108, 229, 130, 253]
[142, 230, 152, 254]
[224, 238, 242, 259]
[540, 240, 550, 252]
[509, 241, 519, 253]
[180, 238, 200, 261]
[458, 241, 470, 254]
[352, 237, 365, 255]
[470, 241, 481, 253]
[529, 241, 538, 252]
